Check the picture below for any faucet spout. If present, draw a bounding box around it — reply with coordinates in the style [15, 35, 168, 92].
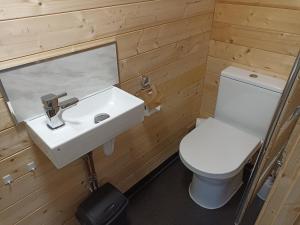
[41, 93, 79, 129]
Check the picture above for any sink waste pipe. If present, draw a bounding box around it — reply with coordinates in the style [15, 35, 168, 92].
[82, 151, 99, 192]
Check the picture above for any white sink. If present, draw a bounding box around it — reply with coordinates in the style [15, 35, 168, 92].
[26, 87, 144, 169]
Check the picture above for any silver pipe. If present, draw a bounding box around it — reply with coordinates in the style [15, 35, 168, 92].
[83, 152, 99, 192]
[235, 51, 300, 225]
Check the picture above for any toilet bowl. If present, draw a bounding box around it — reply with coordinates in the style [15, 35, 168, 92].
[180, 118, 261, 209]
[180, 66, 285, 209]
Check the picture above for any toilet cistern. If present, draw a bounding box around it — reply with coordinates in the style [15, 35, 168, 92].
[41, 92, 79, 129]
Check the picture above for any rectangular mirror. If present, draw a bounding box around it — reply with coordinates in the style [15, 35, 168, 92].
[0, 43, 119, 123]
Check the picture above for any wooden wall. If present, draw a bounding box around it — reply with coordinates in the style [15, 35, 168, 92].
[0, 1, 215, 224]
[200, 0, 300, 117]
[255, 122, 300, 225]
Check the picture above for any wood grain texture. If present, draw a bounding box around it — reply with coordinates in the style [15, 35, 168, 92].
[200, 1, 300, 117]
[116, 14, 213, 59]
[0, 37, 116, 70]
[0, 124, 31, 161]
[0, 0, 214, 62]
[119, 33, 209, 82]
[212, 22, 300, 57]
[0, 0, 213, 224]
[209, 40, 295, 76]
[255, 124, 300, 225]
[217, 0, 300, 10]
[214, 3, 300, 34]
[0, 98, 14, 131]
[0, 0, 151, 20]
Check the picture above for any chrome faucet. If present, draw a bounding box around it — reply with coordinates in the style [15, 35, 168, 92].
[41, 92, 79, 129]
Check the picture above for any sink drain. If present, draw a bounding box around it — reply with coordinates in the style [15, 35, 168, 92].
[94, 113, 110, 124]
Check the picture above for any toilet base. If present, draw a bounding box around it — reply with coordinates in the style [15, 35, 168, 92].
[189, 171, 243, 209]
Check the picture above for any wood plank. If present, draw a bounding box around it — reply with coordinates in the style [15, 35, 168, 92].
[209, 40, 295, 76]
[184, 0, 215, 17]
[206, 56, 285, 78]
[119, 43, 178, 81]
[118, 118, 193, 190]
[273, 169, 300, 225]
[200, 72, 219, 116]
[14, 180, 88, 225]
[0, 0, 214, 62]
[119, 33, 209, 82]
[0, 98, 14, 131]
[0, 124, 31, 161]
[121, 50, 208, 94]
[217, 0, 300, 10]
[0, 37, 115, 70]
[0, 14, 213, 70]
[116, 13, 213, 59]
[214, 3, 300, 34]
[12, 0, 204, 33]
[255, 125, 300, 225]
[200, 94, 217, 117]
[212, 22, 300, 57]
[0, 0, 152, 20]
[0, 145, 54, 181]
[0, 160, 87, 225]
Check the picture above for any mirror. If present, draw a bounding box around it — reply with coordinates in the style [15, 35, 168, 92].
[0, 43, 119, 123]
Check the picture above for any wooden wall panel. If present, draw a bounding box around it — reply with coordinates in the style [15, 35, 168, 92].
[209, 40, 295, 75]
[0, 0, 214, 62]
[212, 22, 300, 57]
[0, 0, 151, 20]
[0, 99, 13, 130]
[217, 0, 300, 10]
[255, 122, 300, 225]
[0, 0, 214, 224]
[200, 1, 300, 117]
[117, 14, 213, 59]
[0, 125, 31, 160]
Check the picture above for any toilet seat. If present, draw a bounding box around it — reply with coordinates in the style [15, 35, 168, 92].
[179, 118, 261, 179]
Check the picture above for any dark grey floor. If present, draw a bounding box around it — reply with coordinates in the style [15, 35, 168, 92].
[127, 158, 264, 225]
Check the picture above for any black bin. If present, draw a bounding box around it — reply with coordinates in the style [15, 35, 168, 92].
[76, 183, 129, 225]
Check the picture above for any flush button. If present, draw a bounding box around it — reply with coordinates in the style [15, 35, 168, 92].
[249, 74, 258, 78]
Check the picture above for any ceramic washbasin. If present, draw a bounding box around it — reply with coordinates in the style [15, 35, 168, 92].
[26, 87, 144, 169]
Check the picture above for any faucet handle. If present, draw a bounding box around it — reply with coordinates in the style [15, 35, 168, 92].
[41, 92, 67, 106]
[57, 92, 67, 98]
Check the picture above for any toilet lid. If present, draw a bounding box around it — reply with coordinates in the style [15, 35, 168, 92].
[179, 118, 261, 179]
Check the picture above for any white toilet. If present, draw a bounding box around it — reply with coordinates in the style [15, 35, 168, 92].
[179, 66, 285, 209]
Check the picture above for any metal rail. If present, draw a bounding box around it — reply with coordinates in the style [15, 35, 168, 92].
[235, 52, 300, 225]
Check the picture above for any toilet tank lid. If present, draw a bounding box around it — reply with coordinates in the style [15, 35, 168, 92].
[221, 66, 286, 93]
